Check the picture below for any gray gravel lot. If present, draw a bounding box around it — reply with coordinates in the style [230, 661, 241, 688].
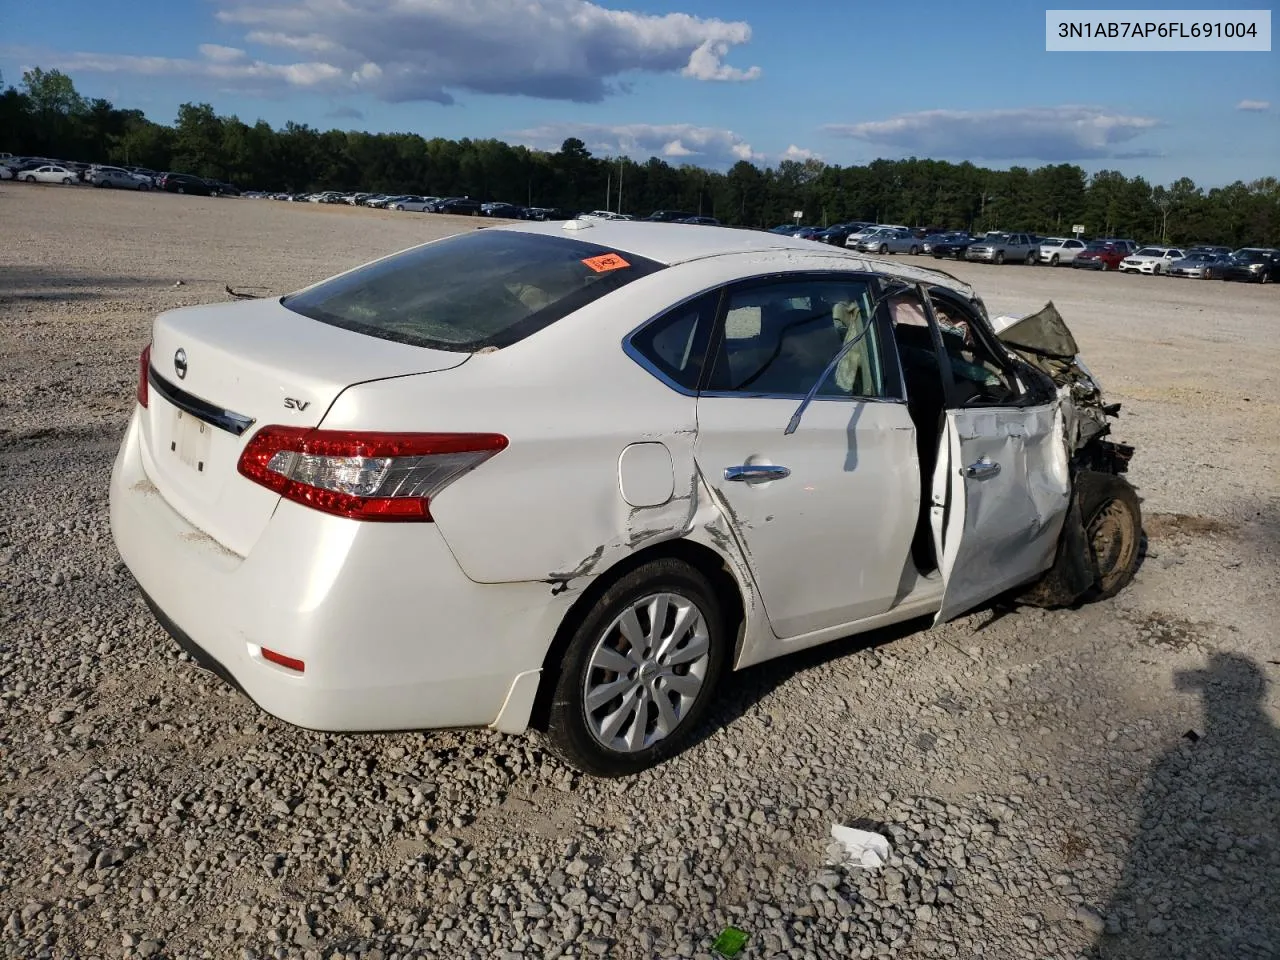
[2, 185, 1278, 960]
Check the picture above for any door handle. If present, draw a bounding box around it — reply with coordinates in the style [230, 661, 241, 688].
[724, 464, 791, 482]
[963, 458, 1001, 480]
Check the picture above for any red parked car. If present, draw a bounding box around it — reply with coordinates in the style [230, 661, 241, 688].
[1072, 240, 1131, 271]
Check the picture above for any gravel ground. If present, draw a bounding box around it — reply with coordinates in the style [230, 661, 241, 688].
[2, 184, 1278, 960]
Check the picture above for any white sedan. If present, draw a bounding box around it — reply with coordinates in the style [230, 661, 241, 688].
[1037, 237, 1087, 266]
[1119, 246, 1185, 275]
[109, 221, 1141, 776]
[21, 164, 77, 184]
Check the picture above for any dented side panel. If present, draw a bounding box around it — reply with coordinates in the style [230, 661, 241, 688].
[935, 401, 1071, 623]
[693, 395, 920, 641]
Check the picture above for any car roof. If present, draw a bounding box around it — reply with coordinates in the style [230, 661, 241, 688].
[487, 220, 976, 296]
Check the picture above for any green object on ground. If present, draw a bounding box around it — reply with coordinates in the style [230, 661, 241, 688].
[711, 926, 750, 957]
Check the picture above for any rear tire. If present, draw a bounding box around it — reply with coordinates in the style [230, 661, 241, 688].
[24, 175, 35, 182]
[1079, 472, 1142, 601]
[62, 177, 72, 184]
[909, 245, 919, 256]
[545, 558, 728, 777]
[1025, 251, 1036, 264]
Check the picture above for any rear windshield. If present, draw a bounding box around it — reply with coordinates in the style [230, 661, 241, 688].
[283, 229, 664, 351]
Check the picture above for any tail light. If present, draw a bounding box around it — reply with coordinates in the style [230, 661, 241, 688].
[236, 427, 507, 522]
[137, 344, 151, 408]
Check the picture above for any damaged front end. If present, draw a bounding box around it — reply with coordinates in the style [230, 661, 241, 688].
[992, 301, 1139, 606]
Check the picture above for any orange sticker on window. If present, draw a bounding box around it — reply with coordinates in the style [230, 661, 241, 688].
[581, 253, 630, 273]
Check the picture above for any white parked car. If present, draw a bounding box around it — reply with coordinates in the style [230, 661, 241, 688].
[21, 164, 77, 184]
[109, 221, 1141, 776]
[844, 225, 888, 248]
[1037, 237, 1087, 266]
[1119, 246, 1184, 275]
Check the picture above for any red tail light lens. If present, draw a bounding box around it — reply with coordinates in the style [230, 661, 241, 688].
[261, 647, 305, 672]
[137, 344, 151, 408]
[236, 427, 508, 522]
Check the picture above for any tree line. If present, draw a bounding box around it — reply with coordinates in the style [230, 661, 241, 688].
[4, 68, 1277, 246]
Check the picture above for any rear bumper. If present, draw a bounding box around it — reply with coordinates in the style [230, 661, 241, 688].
[109, 409, 568, 733]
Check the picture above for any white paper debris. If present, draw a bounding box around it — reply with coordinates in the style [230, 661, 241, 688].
[829, 824, 891, 869]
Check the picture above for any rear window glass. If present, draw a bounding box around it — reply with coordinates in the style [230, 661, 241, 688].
[283, 229, 664, 351]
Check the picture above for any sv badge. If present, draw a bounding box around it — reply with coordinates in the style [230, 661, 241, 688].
[284, 397, 311, 411]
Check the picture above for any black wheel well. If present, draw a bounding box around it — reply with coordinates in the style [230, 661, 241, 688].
[526, 538, 745, 732]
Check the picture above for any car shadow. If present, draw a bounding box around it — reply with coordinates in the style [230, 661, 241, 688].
[1088, 652, 1280, 958]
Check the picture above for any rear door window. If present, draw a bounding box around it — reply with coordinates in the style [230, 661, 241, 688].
[283, 229, 664, 351]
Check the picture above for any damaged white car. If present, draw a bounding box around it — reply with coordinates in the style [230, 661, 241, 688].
[109, 221, 1141, 776]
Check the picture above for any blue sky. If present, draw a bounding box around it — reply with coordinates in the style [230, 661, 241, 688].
[3, 0, 1276, 185]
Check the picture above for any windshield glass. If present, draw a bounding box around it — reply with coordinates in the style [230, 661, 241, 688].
[1134, 248, 1163, 256]
[1232, 249, 1267, 261]
[283, 229, 664, 351]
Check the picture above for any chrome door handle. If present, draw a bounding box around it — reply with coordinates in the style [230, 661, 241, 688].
[724, 464, 791, 482]
[963, 458, 1001, 480]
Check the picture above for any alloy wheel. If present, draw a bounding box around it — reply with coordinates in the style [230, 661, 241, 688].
[582, 592, 711, 753]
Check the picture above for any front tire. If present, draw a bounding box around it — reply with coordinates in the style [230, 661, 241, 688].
[545, 558, 727, 776]
[24, 175, 35, 183]
[62, 177, 72, 184]
[995, 251, 1005, 264]
[878, 244, 888, 255]
[1051, 254, 1060, 266]
[1080, 472, 1142, 600]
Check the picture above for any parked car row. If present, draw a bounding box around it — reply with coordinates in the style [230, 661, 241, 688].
[1, 154, 240, 197]
[241, 190, 579, 220]
[761, 217, 1279, 283]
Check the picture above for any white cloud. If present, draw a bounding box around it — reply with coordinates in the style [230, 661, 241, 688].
[36, 46, 345, 95]
[781, 144, 819, 161]
[197, 44, 248, 63]
[825, 106, 1162, 161]
[682, 37, 762, 82]
[33, 0, 759, 105]
[1236, 99, 1271, 112]
[510, 122, 763, 166]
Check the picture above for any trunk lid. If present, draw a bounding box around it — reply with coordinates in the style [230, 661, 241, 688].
[142, 296, 469, 556]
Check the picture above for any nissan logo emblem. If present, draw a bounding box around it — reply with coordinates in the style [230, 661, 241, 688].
[174, 348, 188, 380]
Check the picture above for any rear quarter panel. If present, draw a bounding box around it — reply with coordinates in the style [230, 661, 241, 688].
[314, 261, 750, 587]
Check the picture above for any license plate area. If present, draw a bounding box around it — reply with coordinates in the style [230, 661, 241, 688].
[170, 409, 213, 474]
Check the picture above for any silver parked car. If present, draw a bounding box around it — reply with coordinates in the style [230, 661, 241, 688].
[967, 232, 1039, 265]
[89, 166, 151, 190]
[393, 196, 440, 212]
[1166, 251, 1229, 279]
[856, 227, 922, 255]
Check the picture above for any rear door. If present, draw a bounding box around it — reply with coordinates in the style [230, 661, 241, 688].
[693, 273, 919, 640]
[916, 289, 1072, 623]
